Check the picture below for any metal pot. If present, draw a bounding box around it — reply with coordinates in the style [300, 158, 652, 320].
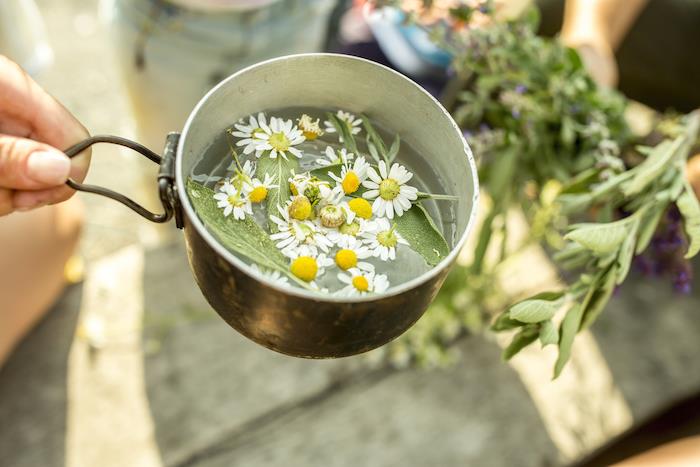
[65, 54, 479, 358]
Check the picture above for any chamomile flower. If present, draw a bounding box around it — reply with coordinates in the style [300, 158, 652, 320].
[297, 114, 324, 140]
[361, 217, 408, 261]
[324, 110, 363, 140]
[329, 156, 370, 195]
[213, 183, 252, 220]
[250, 264, 289, 286]
[269, 205, 333, 257]
[362, 160, 418, 219]
[247, 173, 277, 203]
[334, 238, 373, 271]
[316, 146, 354, 167]
[326, 218, 372, 248]
[288, 252, 333, 283]
[254, 116, 305, 160]
[288, 171, 335, 205]
[289, 171, 312, 196]
[338, 265, 390, 296]
[229, 159, 256, 194]
[232, 113, 268, 155]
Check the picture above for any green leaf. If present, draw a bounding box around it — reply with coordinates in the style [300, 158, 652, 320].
[395, 204, 450, 267]
[185, 179, 288, 273]
[327, 113, 359, 155]
[564, 216, 636, 255]
[616, 233, 636, 285]
[677, 182, 700, 258]
[508, 291, 564, 324]
[361, 114, 388, 158]
[256, 156, 298, 229]
[622, 138, 680, 196]
[387, 134, 401, 164]
[490, 311, 523, 332]
[539, 320, 559, 347]
[502, 327, 539, 361]
[580, 264, 618, 330]
[553, 304, 583, 378]
[635, 203, 667, 254]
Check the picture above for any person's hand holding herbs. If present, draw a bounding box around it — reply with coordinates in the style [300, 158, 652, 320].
[0, 55, 90, 216]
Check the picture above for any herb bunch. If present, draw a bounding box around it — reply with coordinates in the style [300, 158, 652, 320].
[370, 1, 700, 375]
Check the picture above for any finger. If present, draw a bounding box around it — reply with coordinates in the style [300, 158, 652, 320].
[0, 135, 71, 190]
[0, 55, 91, 178]
[0, 188, 13, 216]
[11, 143, 91, 210]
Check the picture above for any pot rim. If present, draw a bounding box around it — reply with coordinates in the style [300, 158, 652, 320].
[176, 53, 479, 303]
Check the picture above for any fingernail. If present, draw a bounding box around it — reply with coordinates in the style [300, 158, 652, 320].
[27, 151, 71, 185]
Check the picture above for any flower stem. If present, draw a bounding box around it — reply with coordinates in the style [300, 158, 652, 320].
[418, 192, 460, 201]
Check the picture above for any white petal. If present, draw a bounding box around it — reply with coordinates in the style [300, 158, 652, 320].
[385, 201, 394, 219]
[363, 189, 379, 199]
[378, 160, 388, 179]
[362, 180, 379, 189]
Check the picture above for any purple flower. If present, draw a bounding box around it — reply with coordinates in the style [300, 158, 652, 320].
[515, 84, 527, 94]
[511, 109, 521, 119]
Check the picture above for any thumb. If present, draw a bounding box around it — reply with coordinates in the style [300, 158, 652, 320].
[0, 134, 72, 190]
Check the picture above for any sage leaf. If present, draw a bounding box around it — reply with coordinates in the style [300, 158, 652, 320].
[622, 138, 680, 196]
[539, 320, 559, 347]
[490, 311, 523, 332]
[395, 203, 450, 267]
[635, 203, 667, 254]
[553, 304, 582, 378]
[565, 216, 635, 255]
[508, 291, 564, 324]
[677, 183, 700, 258]
[502, 326, 539, 361]
[256, 156, 298, 230]
[580, 264, 618, 330]
[186, 179, 288, 273]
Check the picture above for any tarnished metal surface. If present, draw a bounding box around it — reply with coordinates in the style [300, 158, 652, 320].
[175, 54, 479, 358]
[184, 217, 451, 357]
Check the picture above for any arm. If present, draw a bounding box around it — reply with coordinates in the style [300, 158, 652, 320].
[560, 0, 649, 86]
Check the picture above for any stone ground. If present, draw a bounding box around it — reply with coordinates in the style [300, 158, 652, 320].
[2, 1, 700, 466]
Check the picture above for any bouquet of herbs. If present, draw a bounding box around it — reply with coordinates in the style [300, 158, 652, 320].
[370, 0, 700, 376]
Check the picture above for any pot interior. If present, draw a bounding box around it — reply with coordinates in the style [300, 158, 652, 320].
[177, 53, 478, 298]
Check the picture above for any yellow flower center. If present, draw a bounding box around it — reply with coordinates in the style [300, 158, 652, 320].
[290, 182, 298, 196]
[377, 229, 398, 248]
[227, 194, 243, 207]
[348, 198, 372, 219]
[335, 249, 358, 270]
[341, 171, 360, 194]
[249, 186, 268, 203]
[352, 275, 369, 292]
[298, 114, 322, 140]
[288, 195, 312, 220]
[379, 178, 400, 200]
[290, 256, 318, 282]
[339, 220, 361, 236]
[269, 132, 291, 152]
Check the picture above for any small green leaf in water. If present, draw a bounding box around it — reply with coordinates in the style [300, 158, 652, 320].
[539, 320, 559, 347]
[394, 203, 450, 267]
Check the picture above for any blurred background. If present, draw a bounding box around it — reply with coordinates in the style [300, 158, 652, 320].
[1, 0, 700, 466]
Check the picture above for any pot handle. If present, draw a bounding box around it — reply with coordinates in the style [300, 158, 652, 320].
[64, 133, 184, 228]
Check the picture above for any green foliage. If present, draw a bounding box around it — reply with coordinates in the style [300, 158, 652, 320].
[372, 1, 700, 377]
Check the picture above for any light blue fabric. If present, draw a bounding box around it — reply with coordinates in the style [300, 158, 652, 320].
[103, 0, 335, 149]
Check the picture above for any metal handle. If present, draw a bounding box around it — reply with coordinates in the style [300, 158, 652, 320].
[64, 134, 183, 227]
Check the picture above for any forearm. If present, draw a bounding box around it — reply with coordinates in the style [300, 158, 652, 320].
[561, 0, 649, 50]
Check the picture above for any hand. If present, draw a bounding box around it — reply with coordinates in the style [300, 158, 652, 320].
[560, 20, 618, 88]
[0, 55, 90, 216]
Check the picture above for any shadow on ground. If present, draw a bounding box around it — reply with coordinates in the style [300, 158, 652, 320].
[0, 284, 83, 467]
